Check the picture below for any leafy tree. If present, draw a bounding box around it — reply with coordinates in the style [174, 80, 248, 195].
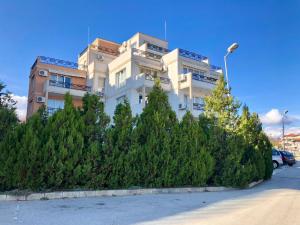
[0, 81, 18, 142]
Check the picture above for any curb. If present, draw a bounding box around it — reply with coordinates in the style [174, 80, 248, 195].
[248, 179, 263, 188]
[0, 181, 263, 202]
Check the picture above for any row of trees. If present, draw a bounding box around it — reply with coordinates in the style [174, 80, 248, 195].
[0, 76, 273, 191]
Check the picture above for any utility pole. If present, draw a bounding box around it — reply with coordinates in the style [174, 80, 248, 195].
[282, 110, 288, 151]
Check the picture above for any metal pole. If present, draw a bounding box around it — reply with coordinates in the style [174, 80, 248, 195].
[224, 52, 230, 91]
[282, 115, 285, 151]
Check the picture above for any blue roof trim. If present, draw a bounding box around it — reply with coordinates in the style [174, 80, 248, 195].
[210, 65, 222, 71]
[38, 56, 78, 69]
[179, 48, 208, 62]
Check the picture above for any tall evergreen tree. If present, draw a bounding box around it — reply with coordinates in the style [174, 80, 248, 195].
[176, 112, 214, 186]
[42, 93, 84, 188]
[135, 80, 177, 187]
[81, 93, 110, 188]
[105, 99, 135, 188]
[204, 75, 240, 131]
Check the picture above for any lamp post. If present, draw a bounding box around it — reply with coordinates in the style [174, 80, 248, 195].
[224, 43, 239, 91]
[282, 110, 288, 151]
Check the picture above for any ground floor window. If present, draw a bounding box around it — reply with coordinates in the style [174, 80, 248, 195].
[47, 99, 64, 115]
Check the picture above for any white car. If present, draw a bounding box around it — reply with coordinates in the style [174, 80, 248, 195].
[272, 149, 283, 169]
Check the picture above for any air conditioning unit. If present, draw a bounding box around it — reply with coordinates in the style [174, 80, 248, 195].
[36, 96, 46, 103]
[38, 70, 48, 77]
[96, 54, 104, 61]
[179, 104, 187, 110]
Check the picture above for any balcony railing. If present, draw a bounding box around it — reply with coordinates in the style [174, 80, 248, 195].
[47, 107, 62, 115]
[38, 56, 78, 69]
[132, 48, 162, 61]
[179, 49, 208, 62]
[147, 43, 169, 54]
[49, 80, 91, 92]
[210, 65, 222, 72]
[144, 74, 170, 84]
[192, 73, 218, 84]
[193, 103, 205, 111]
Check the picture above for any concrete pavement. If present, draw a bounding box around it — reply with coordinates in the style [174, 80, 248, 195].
[0, 162, 299, 225]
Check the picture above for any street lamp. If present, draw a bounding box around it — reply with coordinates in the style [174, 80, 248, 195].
[224, 43, 239, 91]
[282, 110, 288, 151]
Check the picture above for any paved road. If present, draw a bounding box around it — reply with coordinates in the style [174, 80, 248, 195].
[1, 162, 300, 225]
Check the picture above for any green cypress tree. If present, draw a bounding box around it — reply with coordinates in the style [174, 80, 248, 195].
[81, 93, 110, 188]
[176, 112, 214, 186]
[105, 99, 135, 188]
[204, 75, 240, 132]
[135, 80, 177, 187]
[43, 93, 84, 189]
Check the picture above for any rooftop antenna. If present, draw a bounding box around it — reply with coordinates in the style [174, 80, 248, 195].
[87, 26, 90, 46]
[164, 20, 167, 40]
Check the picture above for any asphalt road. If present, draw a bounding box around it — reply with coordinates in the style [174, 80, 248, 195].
[0, 162, 300, 225]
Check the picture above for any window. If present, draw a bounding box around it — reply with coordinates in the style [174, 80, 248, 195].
[116, 69, 126, 88]
[50, 74, 72, 88]
[193, 97, 204, 104]
[138, 94, 148, 105]
[47, 99, 64, 115]
[131, 42, 137, 49]
[182, 65, 205, 76]
[184, 95, 188, 107]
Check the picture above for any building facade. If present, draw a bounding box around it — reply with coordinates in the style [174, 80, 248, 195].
[283, 133, 300, 152]
[27, 56, 88, 118]
[27, 32, 222, 120]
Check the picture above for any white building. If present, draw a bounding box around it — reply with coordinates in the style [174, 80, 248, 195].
[78, 32, 222, 120]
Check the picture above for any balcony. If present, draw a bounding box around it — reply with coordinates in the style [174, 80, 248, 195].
[147, 43, 169, 54]
[44, 80, 91, 97]
[134, 73, 172, 92]
[132, 48, 162, 61]
[179, 72, 217, 91]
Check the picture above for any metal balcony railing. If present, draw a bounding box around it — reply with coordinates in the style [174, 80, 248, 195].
[132, 48, 162, 61]
[147, 43, 169, 54]
[47, 107, 62, 115]
[49, 80, 91, 92]
[179, 49, 208, 62]
[192, 73, 218, 84]
[210, 65, 222, 72]
[144, 74, 171, 84]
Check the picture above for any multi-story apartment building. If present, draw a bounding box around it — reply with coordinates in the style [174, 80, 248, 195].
[283, 133, 300, 152]
[26, 56, 89, 118]
[27, 32, 222, 120]
[104, 32, 222, 119]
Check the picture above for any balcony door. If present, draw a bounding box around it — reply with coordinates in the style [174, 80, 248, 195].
[64, 77, 71, 89]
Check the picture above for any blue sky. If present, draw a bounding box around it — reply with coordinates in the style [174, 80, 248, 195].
[0, 0, 299, 136]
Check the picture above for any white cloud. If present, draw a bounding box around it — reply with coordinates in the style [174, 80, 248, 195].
[260, 109, 300, 139]
[263, 126, 300, 139]
[260, 109, 299, 126]
[12, 95, 27, 121]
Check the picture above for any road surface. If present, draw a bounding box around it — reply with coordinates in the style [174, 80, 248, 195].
[0, 162, 300, 225]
